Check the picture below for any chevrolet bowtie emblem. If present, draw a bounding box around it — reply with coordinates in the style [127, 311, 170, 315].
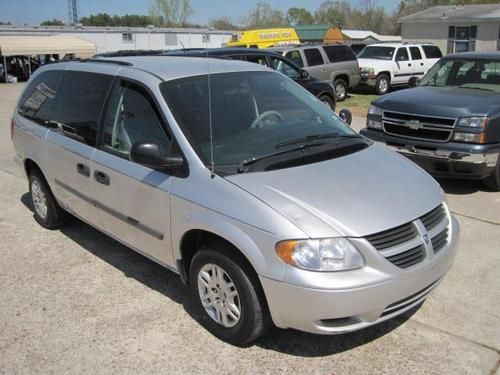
[406, 120, 423, 130]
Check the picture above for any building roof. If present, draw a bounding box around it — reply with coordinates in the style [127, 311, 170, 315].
[0, 25, 234, 35]
[81, 55, 271, 81]
[398, 4, 500, 23]
[0, 35, 96, 57]
[342, 29, 401, 42]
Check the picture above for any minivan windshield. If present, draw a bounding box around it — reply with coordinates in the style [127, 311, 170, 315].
[161, 71, 363, 174]
[358, 46, 395, 60]
[420, 58, 500, 92]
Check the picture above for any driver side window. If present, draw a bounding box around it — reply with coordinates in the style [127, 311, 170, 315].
[103, 81, 170, 157]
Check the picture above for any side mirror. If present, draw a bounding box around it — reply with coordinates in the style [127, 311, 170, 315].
[338, 109, 352, 126]
[408, 76, 421, 88]
[130, 142, 184, 171]
[301, 69, 310, 79]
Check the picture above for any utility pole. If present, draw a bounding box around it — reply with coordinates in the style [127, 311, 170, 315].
[68, 0, 79, 25]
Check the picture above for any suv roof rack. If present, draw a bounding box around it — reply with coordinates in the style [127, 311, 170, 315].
[83, 58, 133, 66]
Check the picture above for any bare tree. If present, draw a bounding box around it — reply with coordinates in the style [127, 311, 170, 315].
[149, 0, 193, 27]
[242, 2, 288, 28]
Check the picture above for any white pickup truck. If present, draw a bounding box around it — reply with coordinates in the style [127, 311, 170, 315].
[357, 43, 442, 95]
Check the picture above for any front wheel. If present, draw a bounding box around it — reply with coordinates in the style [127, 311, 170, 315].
[189, 244, 271, 345]
[483, 157, 500, 191]
[376, 74, 390, 95]
[319, 94, 336, 112]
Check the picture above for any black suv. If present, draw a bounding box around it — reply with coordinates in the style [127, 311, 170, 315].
[361, 52, 500, 190]
[162, 48, 337, 111]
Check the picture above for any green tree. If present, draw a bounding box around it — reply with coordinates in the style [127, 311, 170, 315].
[286, 7, 314, 25]
[149, 0, 193, 27]
[40, 19, 65, 26]
[209, 16, 239, 30]
[242, 2, 288, 28]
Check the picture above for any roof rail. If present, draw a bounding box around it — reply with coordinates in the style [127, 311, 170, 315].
[84, 58, 133, 66]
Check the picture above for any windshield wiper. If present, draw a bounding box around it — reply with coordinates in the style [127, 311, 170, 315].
[275, 133, 359, 149]
[237, 142, 331, 173]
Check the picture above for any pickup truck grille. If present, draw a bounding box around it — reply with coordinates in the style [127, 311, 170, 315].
[365, 204, 450, 269]
[382, 111, 456, 142]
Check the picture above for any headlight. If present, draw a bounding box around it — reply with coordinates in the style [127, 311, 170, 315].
[368, 105, 382, 116]
[275, 238, 365, 272]
[361, 67, 374, 75]
[452, 132, 486, 143]
[457, 117, 488, 128]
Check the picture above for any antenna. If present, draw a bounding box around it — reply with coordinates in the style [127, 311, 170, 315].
[205, 29, 215, 178]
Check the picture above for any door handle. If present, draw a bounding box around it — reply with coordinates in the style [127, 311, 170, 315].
[408, 63, 412, 67]
[94, 170, 110, 186]
[420, 62, 424, 66]
[76, 163, 90, 177]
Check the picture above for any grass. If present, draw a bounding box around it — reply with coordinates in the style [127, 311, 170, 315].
[341, 91, 378, 117]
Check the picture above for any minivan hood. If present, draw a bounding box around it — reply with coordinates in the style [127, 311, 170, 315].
[226, 144, 444, 238]
[374, 86, 500, 117]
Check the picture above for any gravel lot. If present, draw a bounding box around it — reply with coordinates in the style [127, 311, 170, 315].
[0, 83, 499, 374]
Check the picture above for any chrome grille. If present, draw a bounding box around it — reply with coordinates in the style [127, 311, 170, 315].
[366, 204, 449, 269]
[382, 111, 456, 142]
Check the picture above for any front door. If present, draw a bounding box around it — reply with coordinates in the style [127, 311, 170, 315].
[92, 79, 175, 266]
[393, 47, 413, 85]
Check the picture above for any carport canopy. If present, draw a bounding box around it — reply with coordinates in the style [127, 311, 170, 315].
[0, 35, 96, 58]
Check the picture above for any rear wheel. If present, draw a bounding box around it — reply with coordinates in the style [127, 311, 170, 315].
[29, 169, 67, 229]
[189, 243, 271, 345]
[376, 74, 390, 95]
[483, 158, 500, 191]
[333, 79, 348, 102]
[319, 94, 336, 112]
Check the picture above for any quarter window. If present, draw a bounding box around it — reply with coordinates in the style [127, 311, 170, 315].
[323, 45, 356, 63]
[422, 45, 443, 59]
[303, 48, 324, 67]
[103, 82, 170, 156]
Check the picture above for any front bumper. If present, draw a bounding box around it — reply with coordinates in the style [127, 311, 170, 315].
[260, 216, 459, 335]
[360, 128, 499, 179]
[358, 75, 377, 87]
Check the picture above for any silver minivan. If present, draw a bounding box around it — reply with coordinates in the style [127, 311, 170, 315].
[12, 56, 459, 345]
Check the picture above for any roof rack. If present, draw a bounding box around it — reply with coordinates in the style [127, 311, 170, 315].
[83, 58, 133, 66]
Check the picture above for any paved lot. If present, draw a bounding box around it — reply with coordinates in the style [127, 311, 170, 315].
[0, 84, 499, 374]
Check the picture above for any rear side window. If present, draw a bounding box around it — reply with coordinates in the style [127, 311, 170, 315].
[410, 47, 422, 60]
[51, 71, 113, 146]
[285, 50, 304, 68]
[422, 46, 443, 59]
[18, 70, 63, 124]
[304, 48, 324, 66]
[323, 45, 357, 62]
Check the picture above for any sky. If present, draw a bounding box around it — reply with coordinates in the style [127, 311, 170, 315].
[0, 0, 402, 26]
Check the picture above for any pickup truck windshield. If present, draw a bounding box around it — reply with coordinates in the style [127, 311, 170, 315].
[420, 58, 500, 92]
[358, 46, 395, 60]
[161, 71, 361, 173]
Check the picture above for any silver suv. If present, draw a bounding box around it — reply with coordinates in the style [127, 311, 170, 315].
[12, 56, 459, 345]
[272, 44, 361, 101]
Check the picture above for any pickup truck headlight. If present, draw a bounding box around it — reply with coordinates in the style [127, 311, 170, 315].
[275, 238, 364, 271]
[367, 105, 383, 129]
[457, 117, 488, 128]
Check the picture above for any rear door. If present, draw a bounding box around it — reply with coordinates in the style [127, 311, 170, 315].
[409, 46, 426, 77]
[393, 47, 413, 85]
[302, 47, 329, 81]
[92, 79, 175, 266]
[45, 70, 114, 224]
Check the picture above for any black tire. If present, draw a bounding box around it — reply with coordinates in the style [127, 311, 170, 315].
[483, 157, 500, 191]
[333, 78, 348, 102]
[189, 243, 271, 345]
[29, 169, 68, 229]
[319, 94, 336, 111]
[338, 109, 353, 125]
[376, 74, 390, 95]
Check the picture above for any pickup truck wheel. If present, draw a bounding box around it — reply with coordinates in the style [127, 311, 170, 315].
[319, 94, 336, 111]
[29, 169, 68, 229]
[189, 244, 271, 345]
[376, 74, 390, 95]
[483, 158, 500, 191]
[333, 79, 347, 102]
